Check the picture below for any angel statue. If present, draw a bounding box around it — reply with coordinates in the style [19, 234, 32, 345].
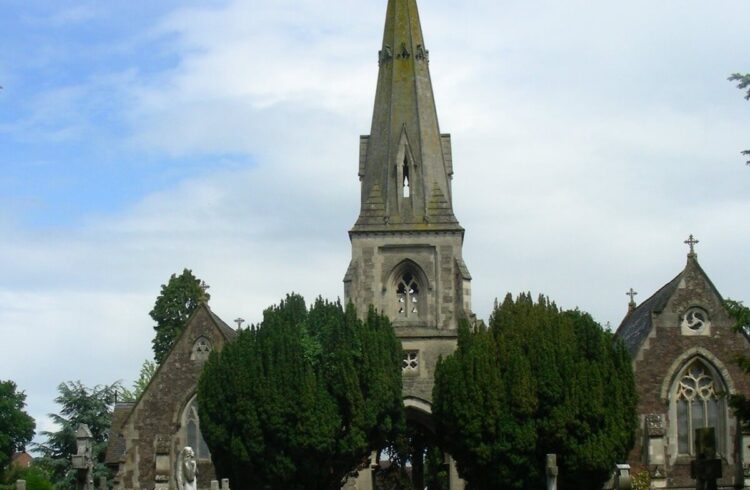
[175, 446, 198, 490]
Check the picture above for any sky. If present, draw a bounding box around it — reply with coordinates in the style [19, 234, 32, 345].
[1, 0, 749, 442]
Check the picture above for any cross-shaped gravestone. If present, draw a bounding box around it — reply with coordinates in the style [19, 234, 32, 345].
[685, 234, 700, 257]
[690, 427, 721, 490]
[234, 317, 245, 330]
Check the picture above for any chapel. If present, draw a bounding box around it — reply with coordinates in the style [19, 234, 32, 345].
[104, 0, 750, 488]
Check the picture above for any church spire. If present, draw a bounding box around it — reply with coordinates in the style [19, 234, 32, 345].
[353, 0, 460, 232]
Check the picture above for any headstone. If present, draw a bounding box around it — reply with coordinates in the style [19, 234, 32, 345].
[16, 480, 26, 490]
[210, 480, 219, 490]
[546, 454, 558, 490]
[614, 464, 631, 490]
[99, 476, 107, 490]
[690, 427, 722, 490]
[221, 478, 230, 490]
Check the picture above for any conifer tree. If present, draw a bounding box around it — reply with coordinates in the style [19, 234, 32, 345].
[197, 294, 404, 489]
[433, 293, 636, 490]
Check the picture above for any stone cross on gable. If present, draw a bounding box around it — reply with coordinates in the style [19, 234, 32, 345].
[234, 317, 245, 330]
[685, 234, 700, 258]
[199, 281, 211, 303]
[627, 288, 638, 311]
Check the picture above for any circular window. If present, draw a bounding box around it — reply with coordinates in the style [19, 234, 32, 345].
[682, 307, 710, 332]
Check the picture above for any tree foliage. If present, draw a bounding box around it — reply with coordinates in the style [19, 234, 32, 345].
[728, 73, 750, 165]
[119, 359, 157, 402]
[197, 294, 404, 489]
[0, 381, 35, 474]
[725, 299, 750, 421]
[150, 269, 209, 364]
[433, 293, 636, 490]
[0, 466, 54, 490]
[34, 381, 120, 489]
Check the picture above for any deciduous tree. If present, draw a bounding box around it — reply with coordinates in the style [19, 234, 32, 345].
[150, 269, 208, 364]
[729, 73, 750, 165]
[197, 294, 404, 489]
[725, 299, 750, 420]
[433, 293, 636, 490]
[0, 381, 35, 475]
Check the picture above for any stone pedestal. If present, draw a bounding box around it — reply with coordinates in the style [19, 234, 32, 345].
[645, 414, 667, 488]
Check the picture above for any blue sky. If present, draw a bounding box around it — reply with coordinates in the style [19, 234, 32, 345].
[2, 0, 749, 441]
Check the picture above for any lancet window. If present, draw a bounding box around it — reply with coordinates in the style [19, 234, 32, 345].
[183, 397, 211, 460]
[397, 272, 420, 318]
[675, 361, 725, 455]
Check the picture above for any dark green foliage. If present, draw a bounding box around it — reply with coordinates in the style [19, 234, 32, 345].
[150, 269, 209, 364]
[0, 381, 35, 475]
[433, 293, 636, 490]
[1, 466, 54, 490]
[197, 294, 404, 489]
[725, 299, 750, 421]
[728, 73, 750, 165]
[34, 381, 120, 489]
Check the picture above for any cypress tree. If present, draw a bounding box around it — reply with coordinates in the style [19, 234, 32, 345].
[197, 294, 404, 489]
[433, 293, 636, 490]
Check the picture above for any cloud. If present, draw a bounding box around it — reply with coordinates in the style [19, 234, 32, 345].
[3, 0, 750, 441]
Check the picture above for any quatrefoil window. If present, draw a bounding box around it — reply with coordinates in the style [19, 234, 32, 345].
[402, 351, 419, 373]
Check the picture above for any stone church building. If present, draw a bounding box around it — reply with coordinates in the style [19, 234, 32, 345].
[105, 0, 750, 488]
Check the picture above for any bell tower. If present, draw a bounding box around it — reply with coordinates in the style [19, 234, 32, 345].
[344, 0, 473, 407]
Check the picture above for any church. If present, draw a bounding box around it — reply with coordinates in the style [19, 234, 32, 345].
[104, 0, 750, 488]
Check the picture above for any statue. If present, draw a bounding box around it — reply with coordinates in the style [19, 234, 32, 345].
[176, 447, 197, 490]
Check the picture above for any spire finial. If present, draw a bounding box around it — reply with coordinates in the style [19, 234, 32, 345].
[626, 288, 638, 312]
[684, 234, 699, 258]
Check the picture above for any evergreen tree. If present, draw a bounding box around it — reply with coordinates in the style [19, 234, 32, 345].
[0, 381, 35, 476]
[725, 299, 750, 420]
[150, 269, 208, 364]
[197, 294, 404, 489]
[34, 381, 120, 489]
[433, 293, 636, 490]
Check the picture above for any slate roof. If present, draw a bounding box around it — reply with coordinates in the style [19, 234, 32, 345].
[209, 309, 238, 341]
[105, 402, 134, 465]
[615, 272, 683, 356]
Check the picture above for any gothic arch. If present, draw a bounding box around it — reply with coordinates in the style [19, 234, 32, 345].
[660, 351, 733, 462]
[178, 394, 211, 461]
[387, 261, 431, 323]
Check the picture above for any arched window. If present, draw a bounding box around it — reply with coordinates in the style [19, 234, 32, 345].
[396, 272, 420, 319]
[182, 397, 211, 460]
[674, 360, 725, 455]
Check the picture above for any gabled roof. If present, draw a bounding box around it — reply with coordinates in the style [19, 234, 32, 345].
[615, 254, 728, 356]
[615, 272, 682, 356]
[105, 402, 134, 465]
[111, 303, 236, 438]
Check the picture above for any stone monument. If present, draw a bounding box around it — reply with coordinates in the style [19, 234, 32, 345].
[175, 447, 198, 490]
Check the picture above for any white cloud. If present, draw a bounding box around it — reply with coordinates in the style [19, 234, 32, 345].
[3, 0, 750, 438]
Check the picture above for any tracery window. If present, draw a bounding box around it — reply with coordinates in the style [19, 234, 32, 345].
[681, 307, 711, 334]
[675, 361, 724, 455]
[183, 397, 211, 460]
[397, 272, 420, 318]
[402, 351, 419, 373]
[191, 337, 212, 361]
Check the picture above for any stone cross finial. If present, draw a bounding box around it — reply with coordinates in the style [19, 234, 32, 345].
[234, 318, 245, 330]
[627, 288, 638, 311]
[199, 281, 211, 303]
[684, 234, 699, 258]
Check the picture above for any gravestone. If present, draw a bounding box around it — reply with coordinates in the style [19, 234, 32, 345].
[546, 454, 558, 490]
[16, 480, 26, 490]
[690, 427, 721, 490]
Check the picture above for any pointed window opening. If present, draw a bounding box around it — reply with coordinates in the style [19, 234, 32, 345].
[402, 156, 411, 198]
[183, 397, 211, 460]
[674, 361, 725, 455]
[397, 272, 420, 318]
